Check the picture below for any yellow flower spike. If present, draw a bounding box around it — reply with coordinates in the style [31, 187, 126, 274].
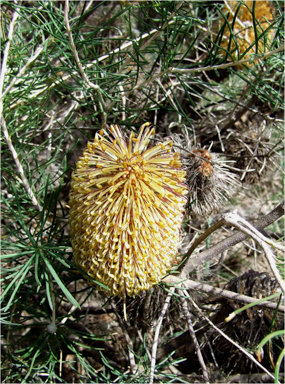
[69, 123, 188, 311]
[215, 0, 275, 67]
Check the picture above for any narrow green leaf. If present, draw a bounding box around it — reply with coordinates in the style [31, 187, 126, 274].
[2, 256, 35, 312]
[44, 257, 80, 309]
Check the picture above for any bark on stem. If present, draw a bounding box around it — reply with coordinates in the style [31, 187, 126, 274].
[178, 202, 284, 278]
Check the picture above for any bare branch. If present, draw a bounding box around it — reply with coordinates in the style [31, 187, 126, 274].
[64, 0, 107, 120]
[223, 211, 285, 293]
[178, 289, 210, 383]
[164, 276, 285, 313]
[149, 287, 174, 384]
[181, 219, 226, 264]
[0, 7, 20, 118]
[126, 45, 285, 96]
[171, 45, 285, 74]
[1, 43, 46, 100]
[1, 117, 42, 211]
[178, 202, 284, 277]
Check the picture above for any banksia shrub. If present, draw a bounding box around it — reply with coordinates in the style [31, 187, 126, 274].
[69, 123, 188, 300]
[215, 0, 275, 66]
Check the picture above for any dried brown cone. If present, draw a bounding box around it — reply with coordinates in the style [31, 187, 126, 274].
[207, 270, 284, 374]
[185, 147, 239, 216]
[69, 123, 188, 304]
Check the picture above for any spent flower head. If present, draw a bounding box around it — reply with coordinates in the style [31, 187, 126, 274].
[171, 133, 239, 216]
[69, 123, 188, 300]
[186, 147, 239, 216]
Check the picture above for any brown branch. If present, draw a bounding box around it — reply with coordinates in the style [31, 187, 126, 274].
[178, 201, 284, 278]
[183, 219, 226, 260]
[222, 211, 285, 293]
[178, 289, 210, 383]
[164, 276, 285, 313]
[149, 287, 174, 384]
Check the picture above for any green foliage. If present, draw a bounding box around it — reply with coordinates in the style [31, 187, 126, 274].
[1, 1, 284, 382]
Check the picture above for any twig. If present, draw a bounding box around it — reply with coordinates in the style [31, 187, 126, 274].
[1, 43, 46, 100]
[118, 84, 126, 122]
[59, 350, 63, 377]
[0, 7, 19, 118]
[9, 10, 284, 111]
[171, 45, 285, 74]
[223, 211, 285, 293]
[1, 117, 42, 211]
[202, 82, 283, 132]
[46, 112, 55, 158]
[110, 301, 137, 375]
[178, 202, 284, 277]
[9, 18, 178, 109]
[215, 124, 225, 152]
[120, 1, 184, 79]
[164, 276, 285, 313]
[178, 289, 210, 383]
[105, 1, 184, 113]
[64, 0, 107, 115]
[127, 45, 285, 95]
[149, 287, 174, 384]
[96, 20, 177, 66]
[186, 294, 277, 382]
[0, 7, 42, 211]
[181, 219, 226, 266]
[136, 326, 152, 362]
[223, 0, 248, 30]
[239, 135, 263, 181]
[225, 211, 285, 252]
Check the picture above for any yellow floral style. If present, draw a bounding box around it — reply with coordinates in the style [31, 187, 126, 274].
[69, 123, 188, 300]
[216, 0, 275, 66]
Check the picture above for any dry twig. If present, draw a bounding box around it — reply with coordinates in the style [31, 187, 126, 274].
[223, 211, 285, 293]
[1, 117, 42, 211]
[178, 289, 210, 383]
[178, 202, 284, 277]
[0, 6, 19, 118]
[149, 287, 174, 384]
[164, 276, 285, 313]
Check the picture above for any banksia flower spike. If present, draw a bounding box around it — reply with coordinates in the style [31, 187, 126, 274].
[215, 0, 275, 67]
[69, 123, 188, 308]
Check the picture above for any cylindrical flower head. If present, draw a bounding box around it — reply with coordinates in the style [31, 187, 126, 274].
[69, 123, 188, 298]
[215, 0, 274, 67]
